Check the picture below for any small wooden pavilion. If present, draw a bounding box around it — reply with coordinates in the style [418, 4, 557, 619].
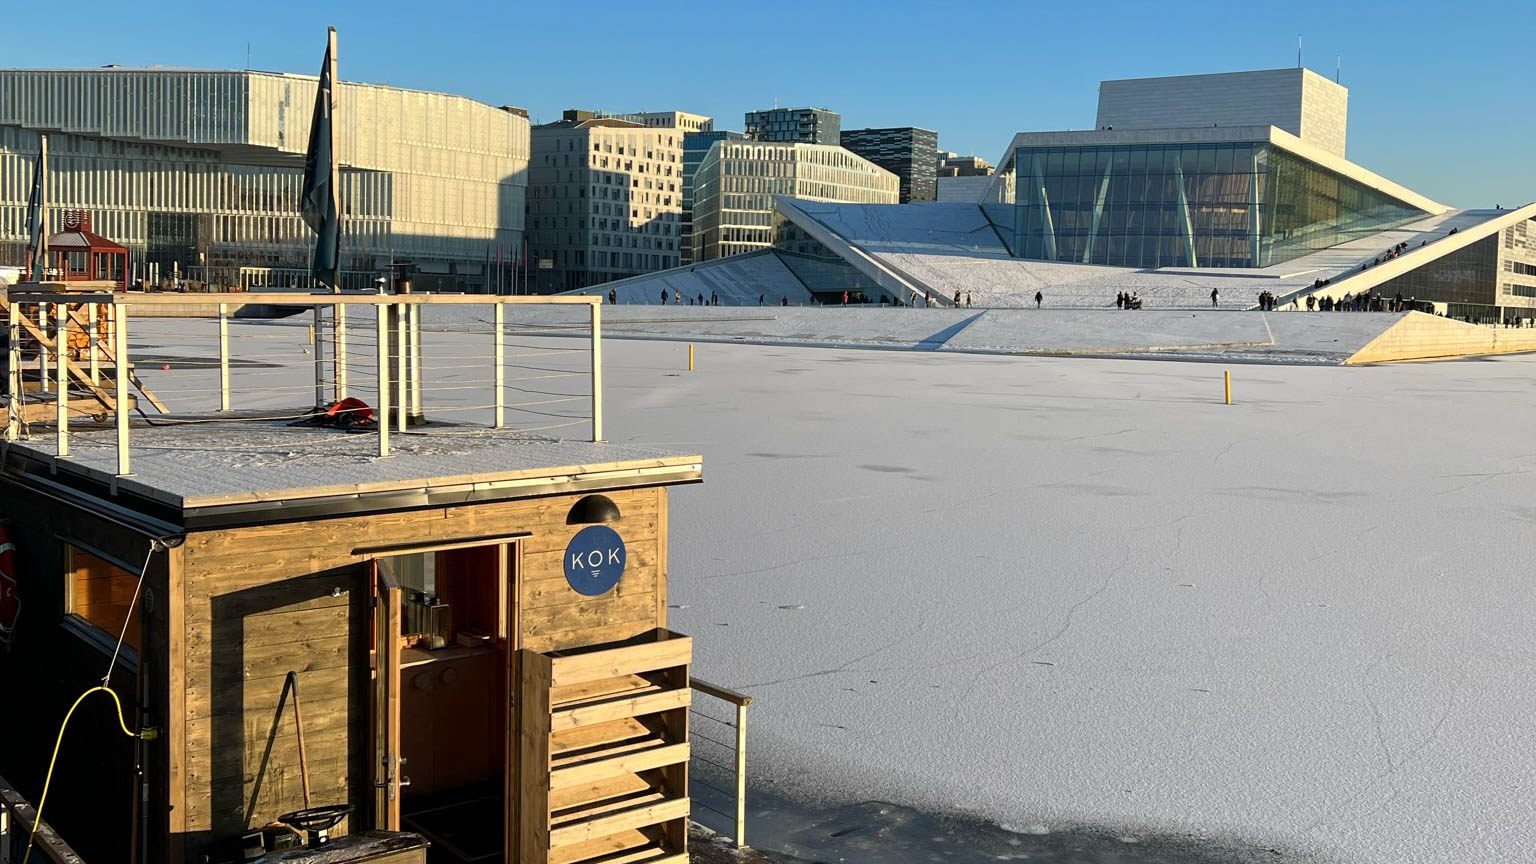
[45, 211, 130, 289]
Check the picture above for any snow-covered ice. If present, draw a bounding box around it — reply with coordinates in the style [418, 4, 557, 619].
[592, 339, 1536, 863]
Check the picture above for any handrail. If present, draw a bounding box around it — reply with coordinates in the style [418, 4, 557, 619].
[8, 289, 600, 307]
[689, 676, 751, 848]
[0, 774, 85, 864]
[690, 677, 753, 706]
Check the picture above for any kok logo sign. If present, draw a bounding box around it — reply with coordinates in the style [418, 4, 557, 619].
[563, 525, 627, 597]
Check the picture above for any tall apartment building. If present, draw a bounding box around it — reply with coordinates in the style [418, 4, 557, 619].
[681, 130, 745, 264]
[744, 107, 840, 145]
[0, 67, 528, 291]
[839, 127, 939, 202]
[527, 118, 683, 292]
[691, 141, 898, 261]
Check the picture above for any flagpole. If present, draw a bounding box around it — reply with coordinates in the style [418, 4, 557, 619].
[327, 26, 340, 293]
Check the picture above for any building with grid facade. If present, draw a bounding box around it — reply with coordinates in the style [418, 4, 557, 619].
[690, 141, 898, 261]
[600, 111, 712, 133]
[840, 127, 938, 202]
[681, 130, 745, 265]
[744, 108, 840, 145]
[0, 67, 528, 291]
[527, 118, 684, 292]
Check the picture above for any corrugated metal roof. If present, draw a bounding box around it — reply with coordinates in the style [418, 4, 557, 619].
[47, 229, 127, 251]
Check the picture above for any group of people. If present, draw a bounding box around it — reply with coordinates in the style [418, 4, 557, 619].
[1114, 291, 1142, 310]
[656, 289, 722, 306]
[1254, 290, 1285, 311]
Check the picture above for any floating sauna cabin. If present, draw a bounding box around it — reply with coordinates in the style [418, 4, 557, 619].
[0, 289, 704, 864]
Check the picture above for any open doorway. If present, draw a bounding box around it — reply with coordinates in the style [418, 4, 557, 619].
[373, 539, 519, 864]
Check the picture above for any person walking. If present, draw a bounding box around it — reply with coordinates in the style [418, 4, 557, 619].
[710, 291, 718, 306]
[1210, 288, 1219, 307]
[759, 293, 765, 306]
[966, 291, 972, 308]
[674, 290, 681, 305]
[1116, 292, 1125, 310]
[609, 288, 617, 305]
[660, 289, 667, 305]
[1034, 291, 1043, 309]
[954, 290, 961, 306]
[842, 290, 849, 305]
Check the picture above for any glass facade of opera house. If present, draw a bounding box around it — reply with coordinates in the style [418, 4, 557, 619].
[1007, 141, 1427, 269]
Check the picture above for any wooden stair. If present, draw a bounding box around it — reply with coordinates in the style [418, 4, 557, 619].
[522, 630, 692, 864]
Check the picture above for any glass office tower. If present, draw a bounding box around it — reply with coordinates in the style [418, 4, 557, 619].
[1012, 141, 1427, 269]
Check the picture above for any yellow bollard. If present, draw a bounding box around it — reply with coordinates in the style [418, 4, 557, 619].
[688, 344, 694, 371]
[308, 323, 315, 346]
[1224, 370, 1232, 405]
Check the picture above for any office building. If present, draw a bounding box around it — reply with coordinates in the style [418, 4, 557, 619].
[527, 117, 683, 292]
[840, 127, 939, 202]
[744, 107, 840, 145]
[937, 153, 993, 176]
[681, 129, 745, 264]
[601, 111, 713, 133]
[590, 68, 1535, 321]
[691, 141, 897, 260]
[0, 67, 528, 291]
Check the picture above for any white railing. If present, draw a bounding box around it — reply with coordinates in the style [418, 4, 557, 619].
[3, 288, 604, 475]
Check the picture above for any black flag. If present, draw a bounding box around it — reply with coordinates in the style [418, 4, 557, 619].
[300, 28, 341, 291]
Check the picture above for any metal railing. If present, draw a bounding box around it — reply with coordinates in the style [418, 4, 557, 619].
[688, 677, 752, 848]
[0, 773, 84, 864]
[2, 287, 605, 472]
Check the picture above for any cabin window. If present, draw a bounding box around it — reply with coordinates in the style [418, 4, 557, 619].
[65, 545, 142, 658]
[378, 545, 505, 648]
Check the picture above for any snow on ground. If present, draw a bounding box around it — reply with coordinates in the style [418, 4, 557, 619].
[100, 312, 1536, 861]
[590, 340, 1536, 864]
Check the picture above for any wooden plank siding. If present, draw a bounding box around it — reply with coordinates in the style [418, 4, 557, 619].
[175, 485, 669, 860]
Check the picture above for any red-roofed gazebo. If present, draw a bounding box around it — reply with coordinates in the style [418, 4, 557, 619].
[46, 210, 129, 289]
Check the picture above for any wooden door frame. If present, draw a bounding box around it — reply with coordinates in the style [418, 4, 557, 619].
[371, 561, 403, 830]
[503, 540, 522, 863]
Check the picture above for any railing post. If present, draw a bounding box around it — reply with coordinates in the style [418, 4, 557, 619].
[37, 305, 49, 393]
[590, 300, 603, 442]
[218, 303, 230, 412]
[312, 305, 326, 409]
[395, 303, 408, 432]
[735, 703, 747, 848]
[54, 302, 68, 458]
[114, 303, 130, 477]
[493, 303, 504, 429]
[6, 297, 19, 441]
[408, 303, 423, 425]
[86, 302, 99, 386]
[376, 303, 390, 457]
[335, 303, 347, 400]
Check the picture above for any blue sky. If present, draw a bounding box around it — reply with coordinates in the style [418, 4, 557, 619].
[10, 0, 1532, 208]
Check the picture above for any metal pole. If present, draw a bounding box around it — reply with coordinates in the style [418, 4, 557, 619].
[493, 304, 504, 428]
[86, 302, 99, 385]
[218, 303, 230, 412]
[376, 303, 390, 457]
[335, 303, 347, 400]
[55, 302, 68, 457]
[6, 297, 20, 441]
[395, 304, 407, 432]
[312, 305, 325, 408]
[115, 304, 130, 476]
[408, 304, 422, 425]
[735, 703, 748, 848]
[590, 301, 602, 442]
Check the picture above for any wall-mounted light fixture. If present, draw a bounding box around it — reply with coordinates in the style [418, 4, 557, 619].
[566, 494, 621, 525]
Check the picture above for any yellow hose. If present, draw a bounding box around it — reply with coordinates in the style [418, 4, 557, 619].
[22, 685, 147, 864]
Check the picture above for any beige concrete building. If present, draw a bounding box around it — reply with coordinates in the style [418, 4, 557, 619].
[1095, 68, 1348, 158]
[0, 67, 529, 290]
[527, 118, 684, 292]
[602, 111, 713, 133]
[691, 141, 898, 261]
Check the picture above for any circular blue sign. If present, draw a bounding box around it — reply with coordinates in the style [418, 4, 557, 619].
[564, 525, 627, 597]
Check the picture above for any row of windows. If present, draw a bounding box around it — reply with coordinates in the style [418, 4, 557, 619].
[1505, 260, 1536, 277]
[1504, 283, 1536, 298]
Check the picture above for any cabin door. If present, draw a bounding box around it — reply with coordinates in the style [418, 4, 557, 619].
[373, 564, 404, 829]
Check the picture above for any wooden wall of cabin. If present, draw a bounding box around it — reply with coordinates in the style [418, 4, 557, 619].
[173, 484, 669, 859]
[0, 483, 171, 864]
